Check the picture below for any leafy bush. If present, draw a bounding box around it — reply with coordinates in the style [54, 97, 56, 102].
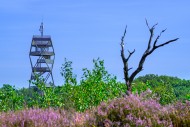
[28, 74, 63, 109]
[60, 58, 126, 111]
[0, 84, 24, 112]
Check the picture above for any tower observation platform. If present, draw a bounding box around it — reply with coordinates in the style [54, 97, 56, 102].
[29, 23, 55, 87]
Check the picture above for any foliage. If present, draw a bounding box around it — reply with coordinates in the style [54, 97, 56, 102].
[72, 58, 126, 111]
[28, 74, 63, 109]
[153, 83, 176, 105]
[132, 80, 151, 94]
[0, 92, 190, 127]
[0, 84, 24, 112]
[135, 74, 190, 104]
[0, 58, 126, 112]
[60, 58, 77, 86]
[187, 94, 190, 101]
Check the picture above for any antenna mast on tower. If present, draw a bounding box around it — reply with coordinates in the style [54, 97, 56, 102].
[39, 22, 43, 36]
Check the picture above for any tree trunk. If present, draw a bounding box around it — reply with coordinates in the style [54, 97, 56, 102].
[126, 81, 132, 95]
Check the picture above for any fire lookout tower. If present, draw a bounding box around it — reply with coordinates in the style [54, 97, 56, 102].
[29, 22, 55, 87]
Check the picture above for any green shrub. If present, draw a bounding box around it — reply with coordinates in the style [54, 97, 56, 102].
[0, 84, 24, 112]
[61, 58, 126, 112]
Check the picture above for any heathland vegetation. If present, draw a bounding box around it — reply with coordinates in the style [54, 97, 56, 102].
[0, 59, 190, 126]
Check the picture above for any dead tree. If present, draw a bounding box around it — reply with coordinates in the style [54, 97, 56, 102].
[121, 20, 179, 95]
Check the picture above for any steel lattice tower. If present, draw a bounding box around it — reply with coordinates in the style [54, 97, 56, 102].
[29, 22, 55, 87]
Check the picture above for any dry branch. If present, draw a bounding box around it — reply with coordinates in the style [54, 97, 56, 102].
[120, 20, 179, 94]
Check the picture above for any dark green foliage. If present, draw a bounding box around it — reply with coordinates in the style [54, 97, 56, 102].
[153, 83, 176, 105]
[132, 81, 151, 94]
[135, 74, 190, 104]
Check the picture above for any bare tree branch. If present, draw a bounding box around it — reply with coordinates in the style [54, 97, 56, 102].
[155, 38, 179, 49]
[153, 28, 167, 48]
[146, 20, 158, 52]
[120, 20, 179, 94]
[120, 26, 129, 84]
[145, 19, 150, 30]
[126, 49, 135, 62]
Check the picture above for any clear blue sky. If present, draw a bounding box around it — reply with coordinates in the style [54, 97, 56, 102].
[0, 1, 189, 88]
